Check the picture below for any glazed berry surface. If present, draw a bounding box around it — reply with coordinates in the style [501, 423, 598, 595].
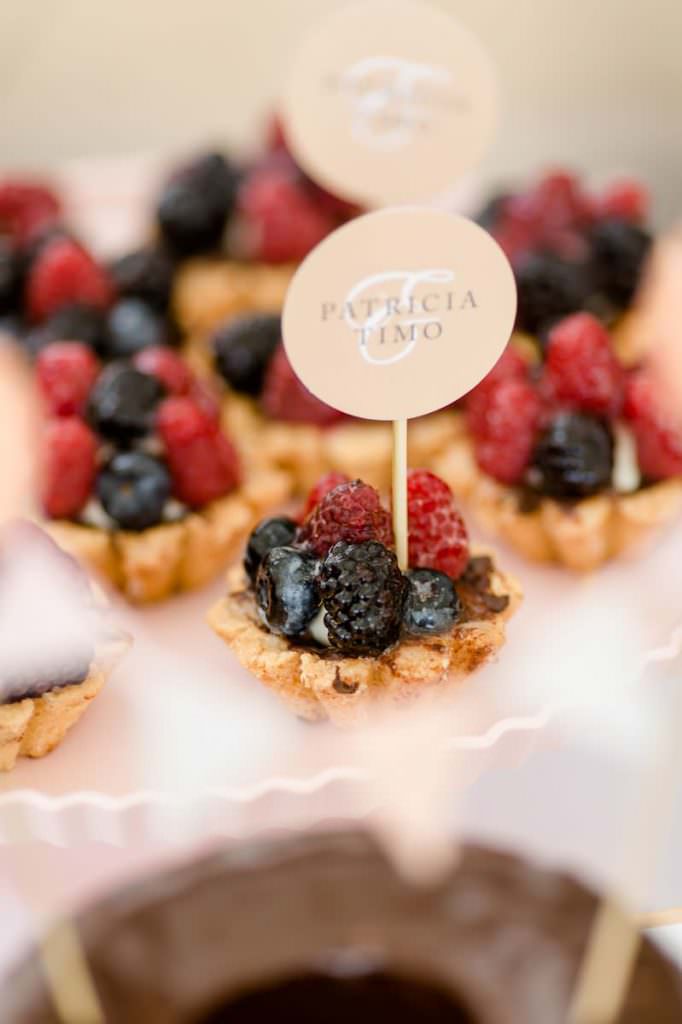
[403, 568, 461, 636]
[88, 364, 166, 444]
[213, 313, 282, 397]
[256, 546, 321, 638]
[298, 480, 394, 558]
[97, 452, 172, 531]
[528, 412, 614, 499]
[244, 517, 298, 584]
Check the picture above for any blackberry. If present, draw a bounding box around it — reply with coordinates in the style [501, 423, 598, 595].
[97, 451, 171, 531]
[109, 247, 174, 311]
[22, 302, 108, 357]
[403, 569, 461, 636]
[104, 298, 169, 358]
[475, 192, 510, 232]
[528, 412, 614, 499]
[590, 218, 652, 308]
[256, 546, 320, 638]
[157, 152, 239, 257]
[213, 313, 281, 396]
[319, 541, 407, 656]
[0, 237, 20, 314]
[515, 252, 591, 335]
[88, 363, 165, 444]
[244, 516, 298, 584]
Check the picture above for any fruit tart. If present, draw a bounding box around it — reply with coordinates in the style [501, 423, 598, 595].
[0, 522, 128, 772]
[209, 470, 521, 725]
[38, 340, 290, 603]
[433, 315, 682, 570]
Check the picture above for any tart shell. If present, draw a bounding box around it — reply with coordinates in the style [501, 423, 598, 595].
[432, 434, 682, 571]
[208, 553, 522, 727]
[0, 634, 128, 772]
[45, 466, 292, 604]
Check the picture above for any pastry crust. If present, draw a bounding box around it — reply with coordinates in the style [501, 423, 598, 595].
[0, 633, 129, 772]
[208, 553, 522, 726]
[45, 466, 292, 604]
[432, 433, 682, 571]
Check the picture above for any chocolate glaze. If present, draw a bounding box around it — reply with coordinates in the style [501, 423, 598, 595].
[5, 832, 682, 1022]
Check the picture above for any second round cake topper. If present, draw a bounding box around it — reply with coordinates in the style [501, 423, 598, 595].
[281, 0, 498, 206]
[282, 207, 517, 422]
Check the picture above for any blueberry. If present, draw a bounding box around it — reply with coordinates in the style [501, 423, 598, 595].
[515, 252, 591, 336]
[97, 451, 171, 531]
[244, 516, 298, 584]
[213, 313, 281, 396]
[403, 568, 461, 636]
[255, 546, 321, 638]
[88, 364, 165, 444]
[157, 152, 239, 257]
[22, 302, 108, 357]
[590, 218, 652, 309]
[528, 412, 614, 499]
[0, 237, 20, 314]
[109, 247, 174, 311]
[104, 298, 168, 358]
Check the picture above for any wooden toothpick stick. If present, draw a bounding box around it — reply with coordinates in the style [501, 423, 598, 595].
[392, 418, 408, 570]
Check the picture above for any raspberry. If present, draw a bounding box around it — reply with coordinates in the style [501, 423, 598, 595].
[261, 344, 344, 426]
[42, 417, 98, 519]
[238, 159, 336, 263]
[36, 341, 100, 416]
[623, 372, 682, 480]
[319, 540, 406, 655]
[157, 396, 240, 507]
[26, 237, 114, 322]
[466, 346, 529, 436]
[298, 479, 393, 558]
[133, 346, 194, 395]
[596, 180, 649, 223]
[301, 471, 351, 521]
[406, 470, 469, 580]
[543, 312, 623, 416]
[493, 171, 593, 263]
[0, 181, 61, 244]
[470, 376, 542, 485]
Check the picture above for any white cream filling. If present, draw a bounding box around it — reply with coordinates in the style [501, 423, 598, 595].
[308, 607, 331, 647]
[79, 496, 188, 529]
[612, 422, 641, 494]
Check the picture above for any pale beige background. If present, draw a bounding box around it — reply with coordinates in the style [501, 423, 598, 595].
[1, 0, 681, 223]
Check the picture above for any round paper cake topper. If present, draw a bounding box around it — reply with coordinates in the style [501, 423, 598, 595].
[281, 0, 498, 206]
[282, 208, 517, 422]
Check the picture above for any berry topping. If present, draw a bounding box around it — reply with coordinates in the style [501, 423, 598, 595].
[109, 247, 174, 311]
[157, 396, 240, 507]
[0, 237, 20, 314]
[213, 313, 281, 396]
[475, 192, 511, 231]
[36, 341, 100, 416]
[406, 469, 470, 580]
[157, 152, 238, 257]
[26, 238, 113, 322]
[298, 479, 393, 558]
[470, 376, 542, 485]
[301, 471, 351, 521]
[596, 180, 649, 224]
[465, 345, 529, 435]
[318, 540, 406, 656]
[543, 312, 623, 416]
[261, 344, 344, 426]
[515, 252, 590, 335]
[22, 303, 108, 357]
[403, 568, 461, 636]
[96, 452, 171, 531]
[133, 345, 193, 395]
[244, 517, 298, 584]
[0, 181, 61, 244]
[238, 158, 336, 263]
[623, 372, 682, 480]
[104, 298, 169, 358]
[528, 412, 614, 499]
[589, 218, 652, 308]
[256, 546, 321, 638]
[42, 417, 98, 519]
[88, 364, 165, 444]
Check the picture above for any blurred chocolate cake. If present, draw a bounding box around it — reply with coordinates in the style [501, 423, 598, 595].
[5, 832, 682, 1022]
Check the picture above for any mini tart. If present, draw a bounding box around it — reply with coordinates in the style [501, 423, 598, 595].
[208, 552, 522, 726]
[0, 630, 128, 772]
[45, 465, 291, 604]
[432, 433, 682, 571]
